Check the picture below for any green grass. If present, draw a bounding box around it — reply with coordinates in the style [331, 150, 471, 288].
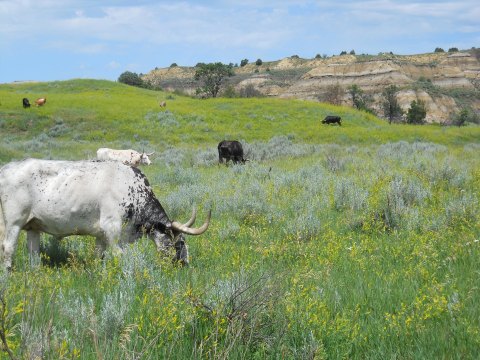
[0, 79, 479, 359]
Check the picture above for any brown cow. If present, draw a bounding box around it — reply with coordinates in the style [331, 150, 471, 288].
[35, 98, 47, 106]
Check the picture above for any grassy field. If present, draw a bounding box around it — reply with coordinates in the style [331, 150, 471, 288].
[0, 79, 479, 359]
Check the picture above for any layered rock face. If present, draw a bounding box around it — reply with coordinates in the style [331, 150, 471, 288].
[144, 51, 480, 123]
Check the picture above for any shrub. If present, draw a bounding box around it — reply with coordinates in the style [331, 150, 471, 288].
[239, 84, 262, 98]
[453, 108, 479, 126]
[118, 71, 144, 87]
[255, 59, 263, 66]
[240, 59, 249, 67]
[222, 85, 238, 98]
[406, 100, 427, 124]
[434, 47, 445, 53]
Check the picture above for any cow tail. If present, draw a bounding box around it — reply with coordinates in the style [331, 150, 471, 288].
[0, 196, 5, 255]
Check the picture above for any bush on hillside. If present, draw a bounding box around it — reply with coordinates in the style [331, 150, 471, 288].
[118, 71, 145, 87]
[239, 84, 263, 98]
[406, 100, 427, 124]
[453, 108, 479, 126]
[382, 85, 403, 124]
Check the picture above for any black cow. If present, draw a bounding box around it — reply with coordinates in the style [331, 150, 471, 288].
[322, 115, 342, 126]
[218, 140, 247, 164]
[22, 98, 31, 108]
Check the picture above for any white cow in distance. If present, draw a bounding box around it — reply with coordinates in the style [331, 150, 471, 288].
[97, 148, 154, 167]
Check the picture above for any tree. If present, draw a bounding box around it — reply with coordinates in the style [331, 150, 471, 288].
[454, 108, 469, 126]
[239, 84, 262, 98]
[170, 63, 178, 68]
[340, 51, 347, 56]
[406, 100, 427, 124]
[349, 49, 356, 55]
[255, 59, 263, 66]
[381, 85, 403, 124]
[194, 62, 234, 98]
[323, 83, 344, 105]
[118, 71, 144, 87]
[347, 84, 372, 112]
[434, 47, 445, 53]
[240, 59, 249, 67]
[448, 47, 459, 53]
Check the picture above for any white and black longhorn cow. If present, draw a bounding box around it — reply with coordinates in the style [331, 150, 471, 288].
[0, 159, 210, 270]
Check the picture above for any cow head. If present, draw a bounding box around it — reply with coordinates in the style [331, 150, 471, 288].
[140, 151, 154, 165]
[152, 208, 210, 265]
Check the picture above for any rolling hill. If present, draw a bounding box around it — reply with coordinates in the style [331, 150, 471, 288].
[0, 79, 478, 164]
[143, 49, 480, 124]
[0, 79, 479, 358]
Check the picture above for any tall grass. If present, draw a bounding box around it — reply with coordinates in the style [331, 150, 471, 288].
[0, 80, 479, 358]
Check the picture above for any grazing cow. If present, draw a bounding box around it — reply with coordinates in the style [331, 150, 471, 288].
[22, 98, 31, 108]
[0, 159, 210, 270]
[159, 101, 167, 107]
[218, 140, 247, 164]
[35, 98, 47, 106]
[322, 115, 342, 126]
[96, 148, 154, 167]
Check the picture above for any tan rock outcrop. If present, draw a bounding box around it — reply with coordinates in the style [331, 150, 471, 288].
[143, 51, 480, 123]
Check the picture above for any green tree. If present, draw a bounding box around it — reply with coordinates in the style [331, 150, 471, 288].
[348, 84, 372, 112]
[118, 71, 144, 87]
[240, 59, 249, 67]
[448, 47, 459, 53]
[255, 59, 263, 66]
[454, 108, 468, 126]
[382, 85, 403, 124]
[434, 47, 445, 53]
[194, 62, 234, 98]
[406, 100, 427, 124]
[223, 85, 238, 98]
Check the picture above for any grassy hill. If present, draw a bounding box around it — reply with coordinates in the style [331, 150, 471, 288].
[0, 79, 479, 358]
[1, 79, 479, 162]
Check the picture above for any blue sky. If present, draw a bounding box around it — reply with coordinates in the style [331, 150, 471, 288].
[1, 0, 479, 83]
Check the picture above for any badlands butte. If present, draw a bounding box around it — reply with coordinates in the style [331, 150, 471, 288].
[143, 49, 480, 124]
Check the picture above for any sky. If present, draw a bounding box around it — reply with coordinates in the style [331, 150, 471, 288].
[1, 0, 479, 83]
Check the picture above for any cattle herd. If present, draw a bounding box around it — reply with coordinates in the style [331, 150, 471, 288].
[0, 98, 344, 270]
[22, 97, 46, 108]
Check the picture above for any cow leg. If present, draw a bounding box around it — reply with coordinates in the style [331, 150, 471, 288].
[98, 217, 123, 256]
[95, 237, 107, 258]
[1, 225, 22, 270]
[26, 230, 41, 266]
[26, 230, 40, 255]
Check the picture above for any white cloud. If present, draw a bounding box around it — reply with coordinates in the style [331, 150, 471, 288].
[1, 0, 479, 82]
[107, 61, 121, 69]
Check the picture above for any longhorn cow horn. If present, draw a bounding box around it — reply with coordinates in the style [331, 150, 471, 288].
[183, 207, 197, 227]
[171, 209, 211, 235]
